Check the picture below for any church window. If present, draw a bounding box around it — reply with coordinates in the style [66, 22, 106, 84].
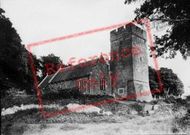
[100, 78, 106, 90]
[77, 78, 89, 92]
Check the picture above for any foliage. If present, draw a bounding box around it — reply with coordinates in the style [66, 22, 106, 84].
[125, 0, 190, 59]
[1, 94, 38, 109]
[149, 66, 184, 98]
[27, 53, 42, 82]
[0, 8, 66, 95]
[42, 88, 82, 100]
[0, 8, 34, 95]
[149, 66, 159, 92]
[40, 54, 65, 79]
[160, 67, 184, 96]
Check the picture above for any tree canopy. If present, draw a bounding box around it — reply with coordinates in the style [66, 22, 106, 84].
[125, 0, 190, 59]
[149, 66, 184, 98]
[40, 54, 65, 78]
[0, 9, 67, 95]
[0, 8, 31, 94]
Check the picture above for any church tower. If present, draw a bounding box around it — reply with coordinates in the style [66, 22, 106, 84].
[110, 23, 152, 102]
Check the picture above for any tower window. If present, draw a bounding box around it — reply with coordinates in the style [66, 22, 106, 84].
[118, 88, 124, 95]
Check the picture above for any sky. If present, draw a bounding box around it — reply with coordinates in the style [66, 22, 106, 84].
[1, 0, 190, 95]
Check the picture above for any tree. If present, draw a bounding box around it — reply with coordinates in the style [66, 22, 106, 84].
[125, 0, 190, 59]
[0, 8, 31, 95]
[40, 54, 66, 79]
[0, 9, 66, 95]
[149, 66, 159, 97]
[25, 53, 42, 91]
[160, 67, 184, 97]
[149, 66, 184, 98]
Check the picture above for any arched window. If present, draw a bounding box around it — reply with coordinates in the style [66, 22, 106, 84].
[77, 78, 89, 92]
[100, 78, 106, 90]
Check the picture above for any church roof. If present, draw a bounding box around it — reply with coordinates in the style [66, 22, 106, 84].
[38, 75, 53, 88]
[38, 56, 108, 89]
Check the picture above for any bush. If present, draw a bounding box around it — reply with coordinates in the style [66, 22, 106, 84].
[5, 87, 26, 96]
[1, 94, 38, 109]
[42, 88, 82, 100]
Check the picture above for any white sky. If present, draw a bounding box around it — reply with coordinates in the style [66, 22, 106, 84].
[1, 0, 190, 95]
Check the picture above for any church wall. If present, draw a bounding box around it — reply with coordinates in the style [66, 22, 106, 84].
[88, 62, 111, 96]
[45, 62, 111, 96]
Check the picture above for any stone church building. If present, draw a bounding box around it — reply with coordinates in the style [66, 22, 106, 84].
[39, 23, 153, 101]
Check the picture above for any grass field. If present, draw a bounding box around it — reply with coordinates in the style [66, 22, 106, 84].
[1, 97, 190, 135]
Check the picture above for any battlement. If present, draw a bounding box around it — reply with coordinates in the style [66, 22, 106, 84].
[110, 23, 146, 42]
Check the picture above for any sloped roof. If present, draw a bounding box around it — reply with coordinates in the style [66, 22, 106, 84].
[38, 74, 53, 88]
[51, 61, 95, 83]
[39, 56, 108, 89]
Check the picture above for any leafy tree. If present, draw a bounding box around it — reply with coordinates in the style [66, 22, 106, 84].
[125, 0, 190, 59]
[0, 8, 67, 95]
[160, 67, 184, 96]
[40, 54, 65, 79]
[26, 53, 42, 91]
[149, 66, 159, 94]
[0, 8, 31, 95]
[149, 66, 184, 98]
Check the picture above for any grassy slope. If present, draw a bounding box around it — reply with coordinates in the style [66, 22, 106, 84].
[1, 100, 190, 135]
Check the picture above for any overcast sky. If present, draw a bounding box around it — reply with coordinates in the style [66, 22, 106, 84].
[1, 0, 190, 95]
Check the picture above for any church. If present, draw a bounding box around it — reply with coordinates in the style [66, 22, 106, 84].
[39, 23, 153, 101]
